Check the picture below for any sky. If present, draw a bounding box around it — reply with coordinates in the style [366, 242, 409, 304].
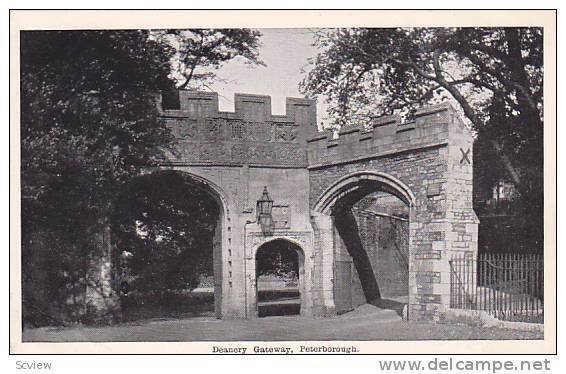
[206, 28, 329, 123]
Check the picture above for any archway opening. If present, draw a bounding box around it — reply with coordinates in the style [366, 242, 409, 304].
[255, 239, 304, 317]
[326, 177, 410, 316]
[111, 171, 224, 321]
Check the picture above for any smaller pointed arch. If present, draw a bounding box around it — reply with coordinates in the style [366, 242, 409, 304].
[313, 171, 416, 215]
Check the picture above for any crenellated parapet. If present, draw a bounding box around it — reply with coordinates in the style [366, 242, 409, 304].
[156, 90, 317, 167]
[307, 102, 472, 169]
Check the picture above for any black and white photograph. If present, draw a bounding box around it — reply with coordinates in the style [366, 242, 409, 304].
[9, 10, 556, 355]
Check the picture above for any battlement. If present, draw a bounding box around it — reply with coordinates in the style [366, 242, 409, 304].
[307, 102, 472, 168]
[158, 90, 316, 128]
[156, 91, 316, 167]
[155, 91, 471, 169]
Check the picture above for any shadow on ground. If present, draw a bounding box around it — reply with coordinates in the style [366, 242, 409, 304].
[258, 303, 301, 317]
[22, 302, 543, 342]
[120, 291, 215, 322]
[257, 289, 301, 317]
[369, 297, 406, 318]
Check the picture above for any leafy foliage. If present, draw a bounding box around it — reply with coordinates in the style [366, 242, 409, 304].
[153, 28, 264, 89]
[21, 30, 177, 325]
[22, 230, 88, 327]
[21, 30, 175, 228]
[20, 29, 262, 325]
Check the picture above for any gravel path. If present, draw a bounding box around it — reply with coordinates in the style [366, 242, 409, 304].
[23, 304, 543, 342]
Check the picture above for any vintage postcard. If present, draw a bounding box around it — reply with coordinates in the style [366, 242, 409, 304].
[9, 9, 556, 354]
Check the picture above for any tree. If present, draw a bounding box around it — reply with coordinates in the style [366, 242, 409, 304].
[21, 30, 177, 325]
[20, 29, 262, 325]
[301, 27, 543, 251]
[21, 30, 174, 229]
[153, 29, 264, 90]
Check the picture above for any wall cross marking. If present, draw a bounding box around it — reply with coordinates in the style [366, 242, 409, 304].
[460, 147, 471, 164]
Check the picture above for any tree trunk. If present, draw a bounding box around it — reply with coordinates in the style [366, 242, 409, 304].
[85, 217, 120, 324]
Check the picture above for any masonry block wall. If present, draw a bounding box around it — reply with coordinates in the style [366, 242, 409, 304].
[332, 209, 409, 312]
[158, 91, 315, 167]
[353, 210, 409, 299]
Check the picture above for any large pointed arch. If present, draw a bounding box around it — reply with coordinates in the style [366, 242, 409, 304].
[139, 167, 233, 218]
[112, 168, 232, 319]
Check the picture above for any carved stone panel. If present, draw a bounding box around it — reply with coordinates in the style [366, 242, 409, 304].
[178, 119, 198, 139]
[275, 125, 298, 142]
[165, 116, 306, 166]
[246, 122, 273, 142]
[272, 204, 291, 229]
[203, 118, 225, 140]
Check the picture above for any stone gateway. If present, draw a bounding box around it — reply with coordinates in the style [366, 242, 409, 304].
[87, 90, 478, 323]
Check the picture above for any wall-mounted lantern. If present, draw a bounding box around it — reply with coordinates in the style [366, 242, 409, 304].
[256, 186, 274, 235]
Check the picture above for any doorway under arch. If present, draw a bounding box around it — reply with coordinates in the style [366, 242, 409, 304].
[255, 239, 305, 317]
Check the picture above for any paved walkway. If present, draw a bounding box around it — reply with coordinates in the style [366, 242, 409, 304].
[23, 304, 542, 342]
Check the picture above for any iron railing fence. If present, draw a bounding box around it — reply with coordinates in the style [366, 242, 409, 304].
[449, 253, 543, 323]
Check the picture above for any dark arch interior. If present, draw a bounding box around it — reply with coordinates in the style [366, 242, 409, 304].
[331, 184, 409, 316]
[111, 171, 223, 321]
[255, 239, 303, 317]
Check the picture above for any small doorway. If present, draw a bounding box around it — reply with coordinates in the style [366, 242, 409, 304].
[255, 239, 305, 317]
